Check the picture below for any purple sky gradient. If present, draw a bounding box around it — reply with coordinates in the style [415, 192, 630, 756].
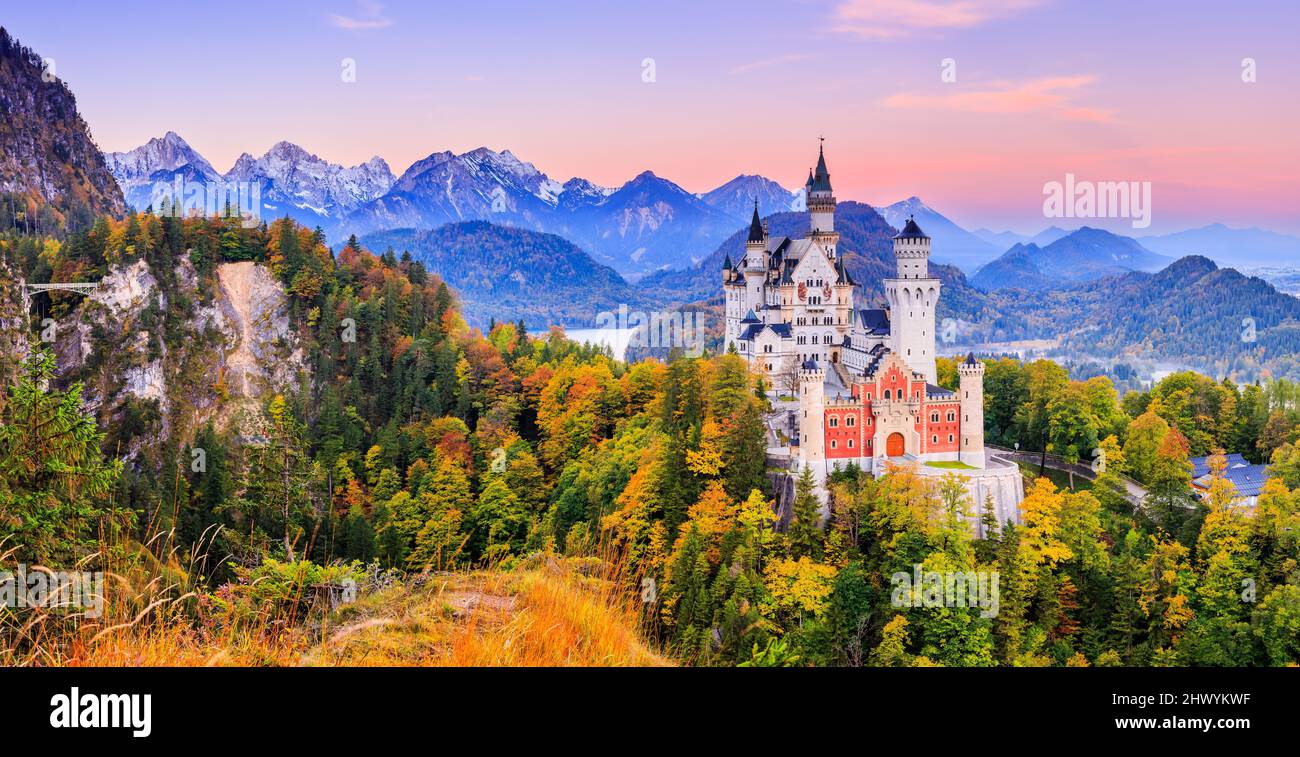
[7, 0, 1299, 234]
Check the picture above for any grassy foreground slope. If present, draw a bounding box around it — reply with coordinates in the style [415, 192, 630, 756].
[308, 559, 669, 666]
[7, 556, 669, 667]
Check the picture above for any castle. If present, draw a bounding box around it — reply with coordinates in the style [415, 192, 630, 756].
[723, 145, 1023, 533]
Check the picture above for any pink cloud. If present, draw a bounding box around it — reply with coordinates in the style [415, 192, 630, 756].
[832, 0, 1043, 38]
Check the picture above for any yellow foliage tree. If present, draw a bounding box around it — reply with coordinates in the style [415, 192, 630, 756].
[762, 556, 838, 626]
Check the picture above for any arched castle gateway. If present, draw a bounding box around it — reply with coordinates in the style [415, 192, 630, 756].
[725, 144, 1023, 534]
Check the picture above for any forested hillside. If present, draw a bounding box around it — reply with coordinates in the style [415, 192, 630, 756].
[361, 221, 645, 329]
[4, 209, 1300, 667]
[0, 27, 125, 233]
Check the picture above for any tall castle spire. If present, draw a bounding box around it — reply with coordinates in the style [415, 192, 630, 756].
[747, 199, 764, 243]
[811, 142, 832, 193]
[807, 140, 837, 246]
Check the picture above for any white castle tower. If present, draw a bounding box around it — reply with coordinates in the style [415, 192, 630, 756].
[959, 352, 986, 468]
[743, 202, 767, 314]
[797, 360, 829, 515]
[883, 217, 940, 384]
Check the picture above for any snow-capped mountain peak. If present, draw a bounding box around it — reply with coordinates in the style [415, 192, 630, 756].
[222, 140, 395, 219]
[698, 174, 799, 221]
[105, 131, 220, 185]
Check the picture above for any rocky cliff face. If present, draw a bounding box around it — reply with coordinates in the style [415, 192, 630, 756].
[0, 27, 126, 230]
[0, 255, 30, 406]
[43, 255, 305, 460]
[210, 261, 305, 429]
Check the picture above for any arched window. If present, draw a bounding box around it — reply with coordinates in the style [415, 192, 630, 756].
[829, 417, 838, 428]
[846, 416, 855, 427]
[884, 389, 891, 400]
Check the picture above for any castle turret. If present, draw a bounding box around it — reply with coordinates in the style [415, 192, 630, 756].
[722, 252, 745, 351]
[959, 352, 986, 468]
[883, 217, 940, 383]
[798, 360, 826, 472]
[893, 217, 930, 279]
[807, 144, 838, 255]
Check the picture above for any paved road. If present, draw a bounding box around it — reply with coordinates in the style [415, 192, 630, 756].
[987, 444, 1148, 506]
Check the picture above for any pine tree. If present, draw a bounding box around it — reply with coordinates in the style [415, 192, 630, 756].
[0, 350, 124, 564]
[245, 395, 315, 560]
[787, 465, 823, 559]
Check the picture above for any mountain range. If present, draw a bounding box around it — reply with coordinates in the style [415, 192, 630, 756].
[1138, 223, 1300, 269]
[103, 131, 1300, 283]
[105, 133, 808, 278]
[970, 227, 1173, 291]
[971, 225, 1071, 249]
[105, 132, 395, 231]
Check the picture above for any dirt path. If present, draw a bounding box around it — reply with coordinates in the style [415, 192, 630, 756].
[217, 261, 258, 396]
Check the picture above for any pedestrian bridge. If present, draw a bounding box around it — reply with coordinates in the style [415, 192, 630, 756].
[19, 281, 98, 313]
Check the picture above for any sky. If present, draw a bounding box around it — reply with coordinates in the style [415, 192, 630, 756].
[6, 0, 1300, 235]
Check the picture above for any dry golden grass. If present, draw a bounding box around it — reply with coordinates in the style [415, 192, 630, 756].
[307, 559, 670, 667]
[2, 547, 671, 667]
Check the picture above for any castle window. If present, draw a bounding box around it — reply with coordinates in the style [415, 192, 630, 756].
[884, 389, 891, 400]
[948, 434, 955, 443]
[931, 412, 939, 423]
[932, 435, 939, 444]
[830, 440, 837, 449]
[947, 412, 955, 422]
[848, 439, 854, 448]
[846, 416, 855, 427]
[829, 417, 838, 428]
